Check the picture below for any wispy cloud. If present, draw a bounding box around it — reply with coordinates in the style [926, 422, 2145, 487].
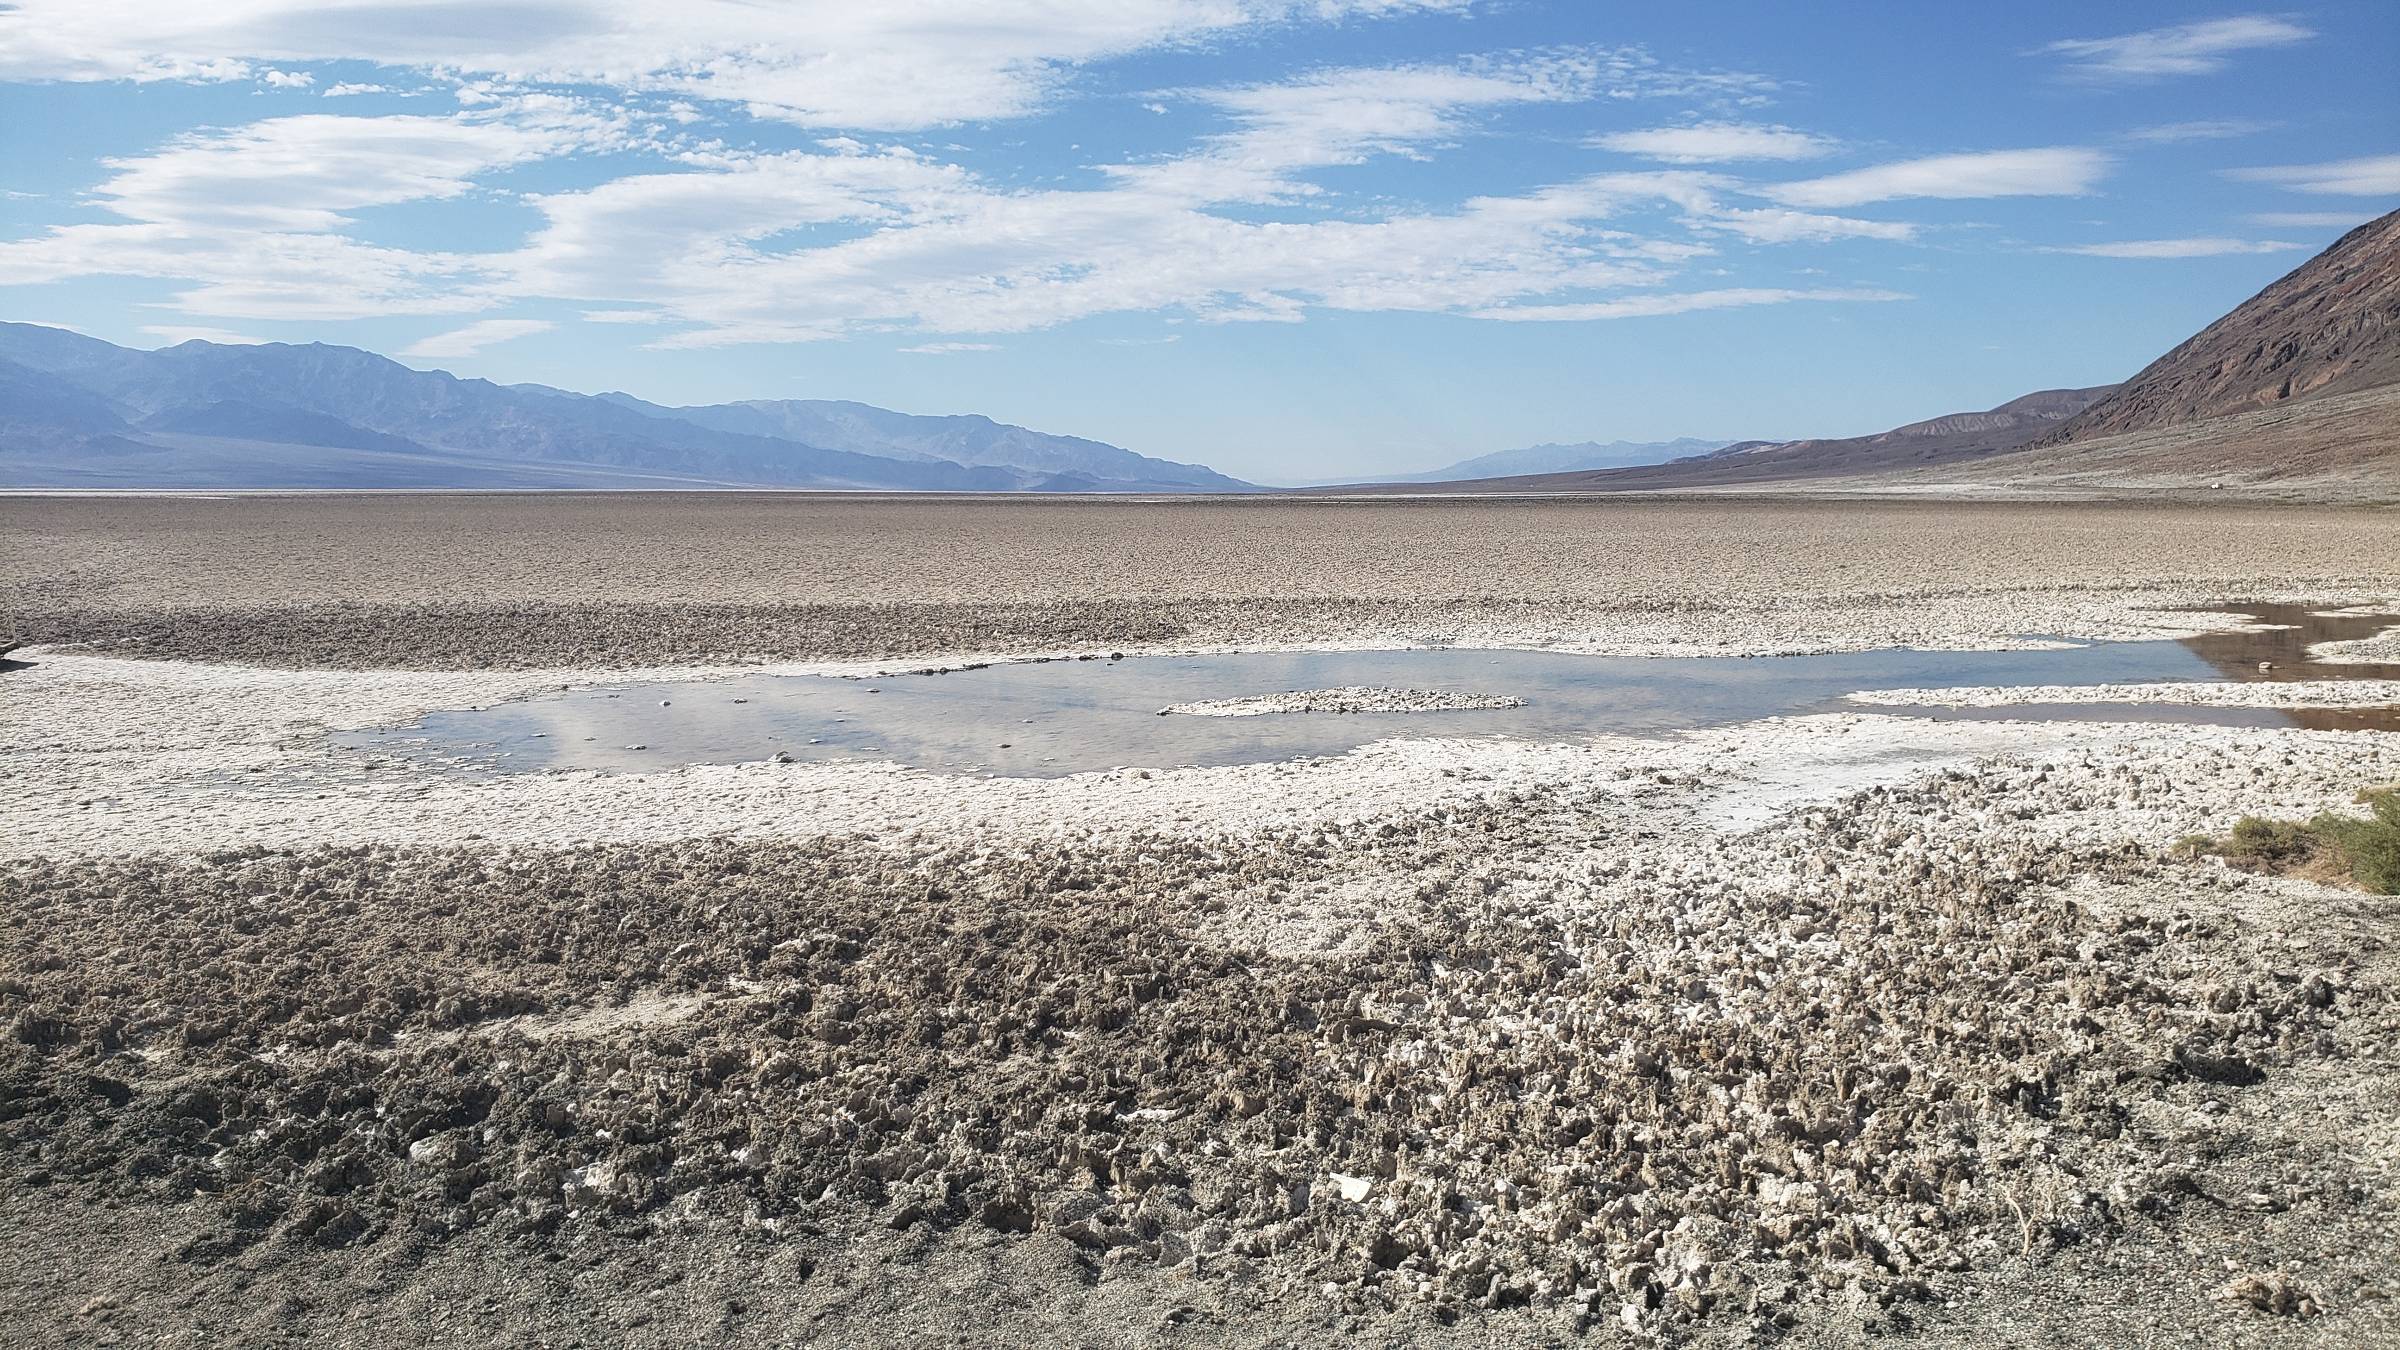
[2226, 154, 2400, 196]
[1699, 207, 1915, 244]
[2046, 237, 2302, 259]
[898, 341, 998, 354]
[141, 324, 267, 344]
[0, 0, 1481, 130]
[1592, 122, 1834, 164]
[1122, 48, 1766, 203]
[0, 99, 644, 318]
[2122, 119, 2272, 144]
[1769, 148, 2110, 208]
[0, 40, 1999, 348]
[401, 318, 554, 358]
[2039, 16, 2312, 83]
[2244, 211, 2375, 228]
[1473, 286, 1908, 322]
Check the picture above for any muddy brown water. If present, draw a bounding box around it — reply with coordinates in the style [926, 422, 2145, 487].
[340, 604, 2400, 778]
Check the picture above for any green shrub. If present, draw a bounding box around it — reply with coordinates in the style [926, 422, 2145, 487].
[2224, 815, 2314, 863]
[2313, 787, 2400, 896]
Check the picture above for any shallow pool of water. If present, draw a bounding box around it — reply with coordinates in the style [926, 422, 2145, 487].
[342, 603, 2400, 779]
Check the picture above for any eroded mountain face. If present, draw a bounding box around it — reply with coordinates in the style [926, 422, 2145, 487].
[2049, 209, 2400, 444]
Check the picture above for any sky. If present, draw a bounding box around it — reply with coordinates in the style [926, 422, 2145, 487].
[0, 3, 2394, 483]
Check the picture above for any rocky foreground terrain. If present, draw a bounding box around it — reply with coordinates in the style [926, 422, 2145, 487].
[4, 496, 2398, 1346]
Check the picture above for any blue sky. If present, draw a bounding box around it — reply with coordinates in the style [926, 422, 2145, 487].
[0, 3, 2393, 482]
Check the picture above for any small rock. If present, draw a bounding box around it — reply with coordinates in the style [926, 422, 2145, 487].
[2221, 1271, 2319, 1317]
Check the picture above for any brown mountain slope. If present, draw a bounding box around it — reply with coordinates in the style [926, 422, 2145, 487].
[1797, 384, 2400, 503]
[2046, 208, 2400, 443]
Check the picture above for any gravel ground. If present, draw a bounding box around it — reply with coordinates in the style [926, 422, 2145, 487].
[5, 494, 2400, 1347]
[8, 495, 2400, 667]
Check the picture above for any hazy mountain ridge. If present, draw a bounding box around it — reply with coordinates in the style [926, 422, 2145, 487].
[1384, 437, 1731, 483]
[604, 394, 1245, 490]
[0, 325, 1249, 492]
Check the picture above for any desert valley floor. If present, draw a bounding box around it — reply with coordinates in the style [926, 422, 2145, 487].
[4, 494, 2399, 1348]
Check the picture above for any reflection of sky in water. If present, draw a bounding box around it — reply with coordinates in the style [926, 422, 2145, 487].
[338, 610, 2400, 780]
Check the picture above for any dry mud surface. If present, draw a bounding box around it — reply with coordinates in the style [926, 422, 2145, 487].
[5, 495, 2400, 1347]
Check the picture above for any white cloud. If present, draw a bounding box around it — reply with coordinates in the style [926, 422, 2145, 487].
[1700, 207, 1915, 244]
[0, 100, 641, 318]
[401, 318, 554, 359]
[2122, 119, 2272, 144]
[2047, 237, 2302, 259]
[2245, 211, 2376, 228]
[322, 83, 392, 98]
[1769, 148, 2111, 207]
[258, 68, 313, 89]
[478, 50, 1846, 346]
[89, 107, 628, 232]
[2225, 154, 2400, 196]
[1116, 48, 1766, 203]
[0, 49, 1932, 343]
[0, 1, 1481, 130]
[899, 341, 998, 354]
[1472, 286, 1909, 322]
[2040, 16, 2312, 82]
[0, 224, 491, 320]
[1592, 122, 1834, 163]
[141, 324, 268, 344]
[508, 152, 1896, 345]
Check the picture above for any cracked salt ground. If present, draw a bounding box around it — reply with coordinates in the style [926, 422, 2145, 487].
[339, 603, 2400, 779]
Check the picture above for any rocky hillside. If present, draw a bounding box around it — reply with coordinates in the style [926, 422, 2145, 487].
[2047, 208, 2400, 443]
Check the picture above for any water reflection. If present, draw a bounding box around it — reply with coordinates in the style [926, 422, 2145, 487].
[341, 603, 2399, 779]
[2177, 602, 2400, 732]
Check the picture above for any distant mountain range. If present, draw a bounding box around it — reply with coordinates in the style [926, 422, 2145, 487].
[10, 207, 2394, 497]
[0, 324, 1249, 492]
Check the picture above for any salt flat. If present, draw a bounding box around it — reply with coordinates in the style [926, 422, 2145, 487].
[4, 494, 2398, 1348]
